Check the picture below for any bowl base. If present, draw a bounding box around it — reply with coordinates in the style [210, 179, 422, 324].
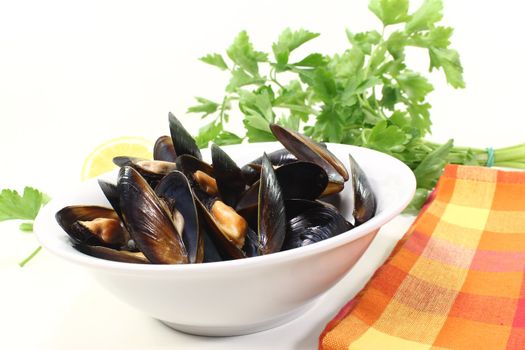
[159, 298, 318, 337]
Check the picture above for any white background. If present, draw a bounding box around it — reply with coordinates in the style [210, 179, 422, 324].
[1, 0, 524, 349]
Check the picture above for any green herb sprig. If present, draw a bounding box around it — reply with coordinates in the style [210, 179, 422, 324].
[188, 0, 525, 212]
[0, 187, 50, 266]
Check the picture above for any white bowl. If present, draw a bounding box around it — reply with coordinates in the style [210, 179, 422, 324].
[34, 142, 415, 336]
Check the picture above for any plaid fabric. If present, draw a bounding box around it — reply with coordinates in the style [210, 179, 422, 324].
[320, 165, 525, 350]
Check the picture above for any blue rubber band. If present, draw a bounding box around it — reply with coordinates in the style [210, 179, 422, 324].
[486, 147, 495, 167]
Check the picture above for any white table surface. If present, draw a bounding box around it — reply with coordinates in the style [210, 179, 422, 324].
[1, 0, 524, 349]
[0, 216, 415, 350]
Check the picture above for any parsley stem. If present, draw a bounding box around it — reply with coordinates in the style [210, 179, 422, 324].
[19, 245, 42, 267]
[275, 103, 316, 115]
[494, 161, 525, 169]
[269, 68, 285, 89]
[218, 96, 229, 124]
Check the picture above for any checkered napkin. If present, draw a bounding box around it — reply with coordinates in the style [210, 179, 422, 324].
[319, 165, 525, 349]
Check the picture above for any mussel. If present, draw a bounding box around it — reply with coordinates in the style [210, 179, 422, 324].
[113, 156, 177, 187]
[155, 171, 203, 263]
[255, 153, 286, 255]
[56, 117, 378, 265]
[269, 124, 349, 195]
[153, 135, 177, 163]
[348, 154, 376, 225]
[118, 166, 189, 264]
[283, 199, 353, 250]
[235, 161, 329, 217]
[176, 154, 247, 260]
[211, 143, 246, 208]
[240, 148, 297, 185]
[55, 205, 129, 249]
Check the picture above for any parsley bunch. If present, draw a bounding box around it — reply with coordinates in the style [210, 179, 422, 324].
[189, 0, 525, 212]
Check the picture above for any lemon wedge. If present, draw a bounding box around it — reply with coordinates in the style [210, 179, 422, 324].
[80, 136, 154, 181]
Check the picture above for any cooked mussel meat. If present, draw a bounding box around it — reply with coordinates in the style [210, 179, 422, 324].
[113, 156, 177, 186]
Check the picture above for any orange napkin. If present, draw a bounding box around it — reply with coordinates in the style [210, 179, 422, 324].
[320, 165, 525, 349]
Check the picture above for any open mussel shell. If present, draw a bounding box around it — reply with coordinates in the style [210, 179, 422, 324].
[55, 205, 129, 249]
[269, 124, 349, 192]
[169, 112, 202, 160]
[283, 199, 353, 250]
[240, 148, 297, 185]
[97, 180, 121, 218]
[211, 143, 246, 208]
[75, 244, 150, 264]
[154, 135, 177, 162]
[118, 166, 188, 264]
[175, 154, 217, 197]
[155, 171, 203, 263]
[257, 153, 286, 255]
[194, 199, 247, 260]
[349, 154, 377, 226]
[176, 154, 247, 260]
[113, 156, 177, 186]
[236, 161, 328, 216]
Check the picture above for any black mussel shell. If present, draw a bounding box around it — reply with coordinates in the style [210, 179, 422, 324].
[154, 135, 177, 162]
[257, 153, 286, 255]
[236, 161, 328, 214]
[240, 148, 297, 185]
[55, 205, 129, 249]
[118, 166, 188, 264]
[175, 154, 215, 178]
[97, 180, 121, 218]
[211, 143, 246, 208]
[283, 199, 353, 250]
[349, 154, 376, 226]
[269, 124, 349, 187]
[169, 112, 202, 160]
[201, 228, 223, 263]
[75, 244, 150, 264]
[155, 171, 203, 263]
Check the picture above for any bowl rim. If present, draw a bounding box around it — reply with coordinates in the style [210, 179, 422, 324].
[34, 142, 416, 275]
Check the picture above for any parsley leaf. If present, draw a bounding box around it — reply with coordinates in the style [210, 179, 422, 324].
[226, 31, 267, 76]
[272, 28, 320, 68]
[396, 70, 434, 102]
[0, 187, 50, 222]
[405, 0, 443, 33]
[429, 47, 465, 88]
[199, 53, 229, 71]
[369, 0, 409, 26]
[187, 97, 220, 117]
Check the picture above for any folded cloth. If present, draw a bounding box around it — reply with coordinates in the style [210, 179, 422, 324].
[319, 165, 525, 350]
